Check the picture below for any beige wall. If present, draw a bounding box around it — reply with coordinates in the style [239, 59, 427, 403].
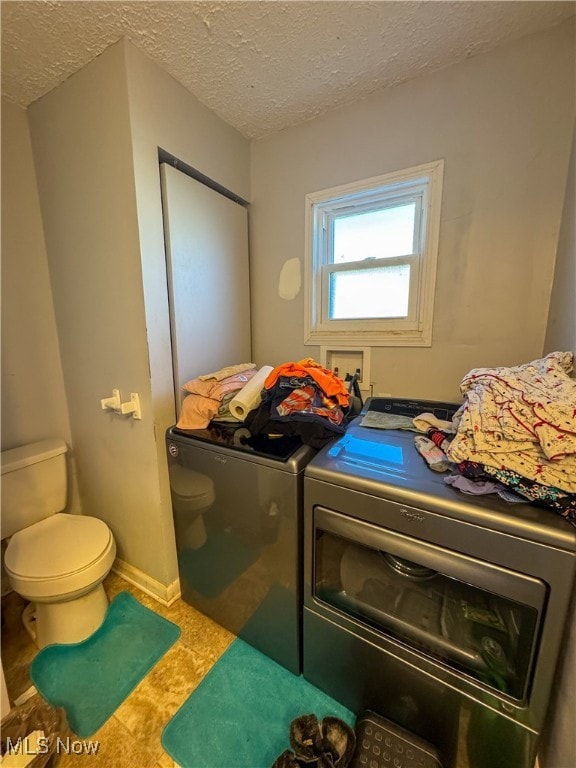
[0, 98, 80, 513]
[123, 41, 251, 587]
[250, 21, 575, 402]
[540, 124, 576, 768]
[26, 39, 250, 591]
[28, 42, 168, 584]
[544, 125, 576, 358]
[1, 100, 71, 450]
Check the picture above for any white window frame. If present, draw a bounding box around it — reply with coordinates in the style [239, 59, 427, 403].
[304, 160, 444, 347]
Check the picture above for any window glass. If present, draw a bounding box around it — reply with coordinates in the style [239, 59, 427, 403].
[328, 265, 410, 320]
[332, 202, 416, 264]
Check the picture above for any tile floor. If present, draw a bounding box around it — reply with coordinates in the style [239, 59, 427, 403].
[2, 573, 480, 768]
[1, 571, 236, 767]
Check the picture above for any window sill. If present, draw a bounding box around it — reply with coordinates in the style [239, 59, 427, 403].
[305, 328, 432, 347]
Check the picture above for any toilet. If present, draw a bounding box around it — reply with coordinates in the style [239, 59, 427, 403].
[1, 439, 116, 648]
[169, 465, 215, 550]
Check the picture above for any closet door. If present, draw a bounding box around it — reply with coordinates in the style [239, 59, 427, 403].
[160, 163, 251, 415]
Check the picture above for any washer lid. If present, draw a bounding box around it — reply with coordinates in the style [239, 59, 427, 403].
[5, 514, 112, 580]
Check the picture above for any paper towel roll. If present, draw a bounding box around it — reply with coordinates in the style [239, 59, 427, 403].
[229, 365, 273, 421]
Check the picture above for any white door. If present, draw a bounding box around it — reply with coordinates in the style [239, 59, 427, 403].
[160, 164, 251, 415]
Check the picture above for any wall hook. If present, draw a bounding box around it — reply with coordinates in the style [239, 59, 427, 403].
[119, 393, 142, 419]
[100, 389, 141, 419]
[101, 389, 121, 412]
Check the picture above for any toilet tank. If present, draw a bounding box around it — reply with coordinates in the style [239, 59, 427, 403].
[1, 439, 68, 540]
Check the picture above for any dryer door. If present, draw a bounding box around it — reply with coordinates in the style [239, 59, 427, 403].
[311, 506, 547, 703]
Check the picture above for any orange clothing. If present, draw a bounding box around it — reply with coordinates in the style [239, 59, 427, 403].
[264, 358, 350, 406]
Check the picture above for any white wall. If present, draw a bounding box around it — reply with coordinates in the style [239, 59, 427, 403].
[250, 20, 575, 402]
[540, 124, 576, 768]
[0, 98, 80, 513]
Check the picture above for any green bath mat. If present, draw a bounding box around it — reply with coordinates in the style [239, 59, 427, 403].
[30, 591, 180, 737]
[161, 638, 354, 768]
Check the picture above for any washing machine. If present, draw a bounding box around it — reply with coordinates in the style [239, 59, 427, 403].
[166, 423, 316, 674]
[302, 398, 576, 768]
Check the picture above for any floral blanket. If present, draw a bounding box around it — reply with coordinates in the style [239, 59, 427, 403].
[446, 352, 576, 493]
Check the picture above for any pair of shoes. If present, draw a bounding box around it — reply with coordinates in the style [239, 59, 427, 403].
[272, 714, 356, 768]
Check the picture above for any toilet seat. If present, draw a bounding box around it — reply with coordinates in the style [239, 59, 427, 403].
[5, 514, 116, 601]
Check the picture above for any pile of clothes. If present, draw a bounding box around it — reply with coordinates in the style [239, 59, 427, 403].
[176, 363, 257, 430]
[176, 358, 359, 448]
[442, 351, 576, 525]
[246, 358, 359, 448]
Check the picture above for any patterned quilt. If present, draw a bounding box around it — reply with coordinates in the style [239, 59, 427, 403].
[446, 352, 576, 493]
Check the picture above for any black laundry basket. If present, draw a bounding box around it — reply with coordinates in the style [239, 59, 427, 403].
[350, 711, 443, 768]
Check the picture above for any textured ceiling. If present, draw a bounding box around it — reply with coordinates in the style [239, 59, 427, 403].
[2, 1, 575, 139]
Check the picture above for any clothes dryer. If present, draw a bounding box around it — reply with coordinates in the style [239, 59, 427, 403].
[303, 398, 576, 768]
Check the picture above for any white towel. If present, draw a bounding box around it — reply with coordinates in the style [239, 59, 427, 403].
[412, 412, 454, 433]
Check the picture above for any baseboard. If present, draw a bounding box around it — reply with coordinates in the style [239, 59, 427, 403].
[112, 559, 181, 607]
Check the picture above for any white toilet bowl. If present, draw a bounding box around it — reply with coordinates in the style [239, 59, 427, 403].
[4, 513, 116, 647]
[1, 438, 117, 648]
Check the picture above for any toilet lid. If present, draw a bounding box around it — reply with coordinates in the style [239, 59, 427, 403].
[5, 514, 112, 580]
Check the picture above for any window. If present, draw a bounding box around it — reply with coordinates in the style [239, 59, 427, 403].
[304, 160, 444, 346]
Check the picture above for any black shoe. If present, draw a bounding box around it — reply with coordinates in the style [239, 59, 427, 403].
[272, 749, 305, 768]
[320, 717, 356, 768]
[289, 714, 323, 764]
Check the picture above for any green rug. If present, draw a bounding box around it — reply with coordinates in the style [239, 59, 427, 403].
[30, 591, 180, 737]
[162, 638, 355, 768]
